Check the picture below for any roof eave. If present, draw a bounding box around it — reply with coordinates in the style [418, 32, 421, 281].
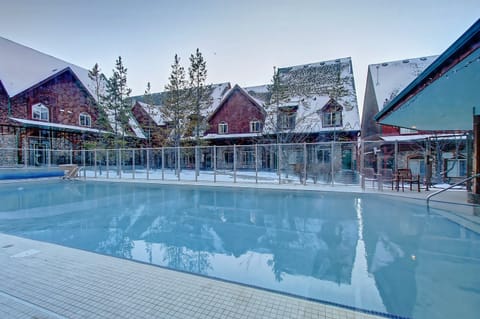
[375, 18, 480, 122]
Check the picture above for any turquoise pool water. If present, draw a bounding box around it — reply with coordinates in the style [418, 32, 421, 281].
[0, 180, 479, 319]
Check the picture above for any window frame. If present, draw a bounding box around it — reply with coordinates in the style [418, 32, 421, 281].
[218, 122, 228, 134]
[250, 120, 262, 133]
[32, 103, 49, 121]
[322, 108, 343, 127]
[79, 112, 92, 127]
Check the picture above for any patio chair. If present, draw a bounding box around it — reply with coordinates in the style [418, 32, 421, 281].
[396, 168, 420, 192]
[378, 168, 395, 190]
[361, 167, 378, 188]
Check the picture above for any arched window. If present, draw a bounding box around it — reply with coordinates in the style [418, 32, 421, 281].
[218, 122, 228, 134]
[79, 112, 92, 127]
[32, 103, 49, 121]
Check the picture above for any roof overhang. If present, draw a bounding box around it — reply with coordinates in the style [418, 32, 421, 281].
[375, 19, 480, 131]
[9, 117, 111, 134]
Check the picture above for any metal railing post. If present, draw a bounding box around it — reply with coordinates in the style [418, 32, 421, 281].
[106, 150, 109, 179]
[278, 144, 282, 184]
[132, 149, 135, 179]
[94, 149, 97, 178]
[195, 145, 199, 182]
[233, 144, 237, 183]
[303, 142, 307, 185]
[146, 149, 150, 180]
[213, 145, 217, 183]
[177, 146, 181, 181]
[161, 147, 165, 181]
[255, 144, 258, 184]
[331, 140, 335, 186]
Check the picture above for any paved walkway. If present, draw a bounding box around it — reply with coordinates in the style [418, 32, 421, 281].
[0, 233, 384, 319]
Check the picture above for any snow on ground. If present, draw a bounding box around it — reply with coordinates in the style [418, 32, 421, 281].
[81, 168, 355, 187]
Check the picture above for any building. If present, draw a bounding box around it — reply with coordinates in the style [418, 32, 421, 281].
[375, 19, 480, 200]
[0, 37, 144, 165]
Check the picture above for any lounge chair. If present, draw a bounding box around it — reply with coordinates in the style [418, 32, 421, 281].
[361, 167, 378, 188]
[378, 168, 395, 190]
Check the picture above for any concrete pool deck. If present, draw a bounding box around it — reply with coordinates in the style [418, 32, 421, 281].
[1, 178, 479, 319]
[0, 233, 385, 319]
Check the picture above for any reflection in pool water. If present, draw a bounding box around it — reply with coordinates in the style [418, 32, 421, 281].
[0, 180, 479, 319]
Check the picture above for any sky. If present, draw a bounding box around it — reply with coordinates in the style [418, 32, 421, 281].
[0, 0, 479, 115]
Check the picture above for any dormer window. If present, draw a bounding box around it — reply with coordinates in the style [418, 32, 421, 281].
[218, 122, 228, 134]
[79, 112, 92, 127]
[250, 120, 262, 133]
[32, 103, 49, 121]
[322, 102, 343, 127]
[278, 107, 297, 130]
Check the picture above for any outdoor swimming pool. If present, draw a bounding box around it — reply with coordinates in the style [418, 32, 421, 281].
[0, 180, 479, 319]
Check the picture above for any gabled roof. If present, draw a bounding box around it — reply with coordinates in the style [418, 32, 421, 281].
[264, 57, 360, 133]
[0, 36, 96, 98]
[135, 101, 164, 126]
[207, 84, 266, 121]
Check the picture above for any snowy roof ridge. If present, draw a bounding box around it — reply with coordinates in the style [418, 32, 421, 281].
[368, 55, 439, 111]
[136, 100, 164, 126]
[278, 57, 352, 72]
[0, 36, 96, 98]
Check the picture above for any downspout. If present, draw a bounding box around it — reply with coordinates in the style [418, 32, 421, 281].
[7, 97, 12, 116]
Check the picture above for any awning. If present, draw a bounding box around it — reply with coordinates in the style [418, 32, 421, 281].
[375, 19, 480, 131]
[9, 117, 111, 134]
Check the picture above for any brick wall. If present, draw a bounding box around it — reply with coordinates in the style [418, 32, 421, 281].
[8, 70, 101, 129]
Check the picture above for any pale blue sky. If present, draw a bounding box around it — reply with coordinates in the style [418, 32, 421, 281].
[1, 0, 479, 113]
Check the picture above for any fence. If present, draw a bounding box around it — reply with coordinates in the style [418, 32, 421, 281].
[0, 135, 472, 189]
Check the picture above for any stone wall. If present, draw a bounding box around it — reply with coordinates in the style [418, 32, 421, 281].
[0, 134, 18, 166]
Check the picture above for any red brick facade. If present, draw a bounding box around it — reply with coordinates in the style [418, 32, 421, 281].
[206, 85, 265, 135]
[8, 70, 101, 128]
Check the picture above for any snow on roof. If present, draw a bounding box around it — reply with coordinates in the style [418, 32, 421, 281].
[203, 132, 263, 140]
[0, 36, 97, 98]
[369, 55, 438, 111]
[9, 117, 111, 134]
[128, 117, 146, 139]
[264, 57, 360, 133]
[380, 133, 465, 142]
[137, 101, 164, 126]
[244, 84, 270, 106]
[202, 82, 231, 115]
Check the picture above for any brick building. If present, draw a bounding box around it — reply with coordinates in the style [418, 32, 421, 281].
[0, 37, 143, 165]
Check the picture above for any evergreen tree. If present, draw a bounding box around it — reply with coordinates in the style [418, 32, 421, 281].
[105, 56, 132, 148]
[162, 54, 188, 148]
[188, 48, 208, 145]
[88, 63, 110, 147]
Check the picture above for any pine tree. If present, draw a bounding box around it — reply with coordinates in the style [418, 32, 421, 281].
[105, 56, 132, 149]
[188, 48, 208, 145]
[88, 63, 110, 147]
[162, 54, 188, 148]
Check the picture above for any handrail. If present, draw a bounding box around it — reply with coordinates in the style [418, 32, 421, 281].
[426, 173, 480, 206]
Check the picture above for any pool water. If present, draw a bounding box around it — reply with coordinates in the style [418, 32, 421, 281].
[1, 180, 479, 319]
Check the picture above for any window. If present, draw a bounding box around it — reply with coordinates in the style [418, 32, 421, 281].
[218, 122, 228, 134]
[223, 151, 233, 164]
[79, 112, 92, 127]
[250, 120, 262, 133]
[321, 101, 343, 128]
[278, 112, 296, 130]
[323, 110, 342, 127]
[32, 103, 49, 121]
[242, 151, 255, 166]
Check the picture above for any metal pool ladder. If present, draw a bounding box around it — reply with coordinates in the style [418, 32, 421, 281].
[426, 173, 480, 206]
